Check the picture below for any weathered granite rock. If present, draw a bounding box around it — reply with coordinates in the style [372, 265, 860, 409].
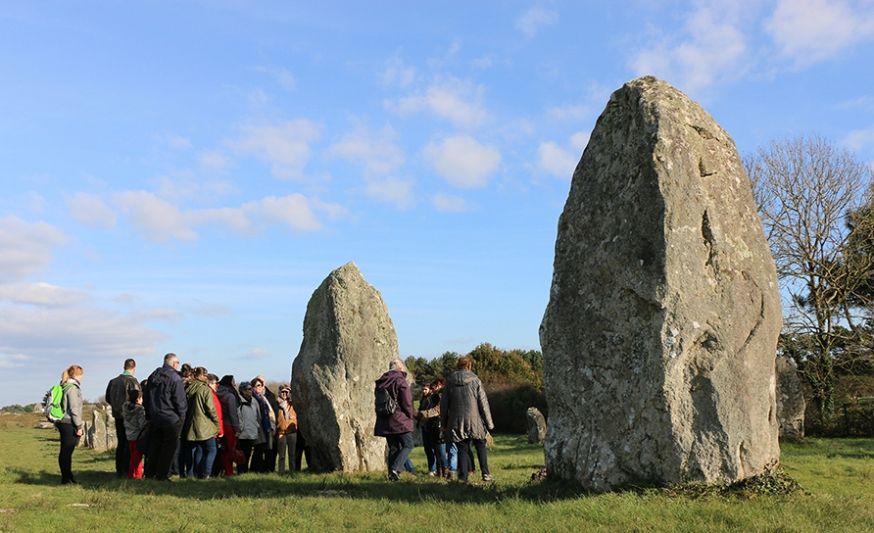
[527, 407, 547, 444]
[776, 356, 805, 440]
[85, 406, 117, 452]
[291, 262, 397, 472]
[540, 76, 781, 491]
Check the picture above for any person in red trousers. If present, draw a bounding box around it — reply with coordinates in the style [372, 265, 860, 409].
[122, 388, 147, 479]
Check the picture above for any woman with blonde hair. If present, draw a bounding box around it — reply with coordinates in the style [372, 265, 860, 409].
[57, 365, 85, 484]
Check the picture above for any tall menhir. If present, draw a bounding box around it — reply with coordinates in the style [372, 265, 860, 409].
[540, 76, 781, 491]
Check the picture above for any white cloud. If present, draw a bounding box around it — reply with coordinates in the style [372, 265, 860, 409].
[113, 190, 340, 241]
[115, 191, 198, 242]
[0, 353, 31, 370]
[382, 55, 416, 87]
[0, 301, 163, 403]
[244, 194, 325, 232]
[68, 192, 117, 229]
[837, 96, 874, 112]
[630, 3, 748, 93]
[232, 120, 322, 179]
[538, 142, 579, 179]
[248, 88, 272, 107]
[0, 282, 88, 306]
[432, 193, 472, 213]
[327, 126, 406, 176]
[538, 131, 589, 179]
[386, 78, 488, 128]
[517, 6, 559, 38]
[189, 207, 256, 234]
[199, 150, 230, 171]
[765, 0, 874, 66]
[424, 135, 501, 188]
[546, 104, 590, 121]
[243, 347, 271, 360]
[365, 178, 414, 209]
[154, 176, 236, 201]
[570, 131, 591, 149]
[256, 66, 297, 90]
[27, 192, 46, 214]
[168, 136, 192, 150]
[843, 126, 874, 152]
[0, 215, 67, 282]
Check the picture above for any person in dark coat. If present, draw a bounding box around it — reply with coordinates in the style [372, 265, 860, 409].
[417, 378, 448, 477]
[440, 356, 494, 482]
[374, 358, 414, 481]
[143, 353, 187, 481]
[216, 375, 241, 476]
[105, 358, 140, 478]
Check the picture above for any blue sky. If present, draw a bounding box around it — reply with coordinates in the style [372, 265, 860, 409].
[2, 1, 874, 406]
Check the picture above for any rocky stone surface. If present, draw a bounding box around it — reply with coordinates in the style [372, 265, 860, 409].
[540, 76, 781, 491]
[291, 262, 397, 472]
[527, 407, 547, 444]
[776, 356, 805, 440]
[85, 406, 117, 452]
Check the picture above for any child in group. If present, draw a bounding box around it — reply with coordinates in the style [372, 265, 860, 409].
[123, 388, 147, 479]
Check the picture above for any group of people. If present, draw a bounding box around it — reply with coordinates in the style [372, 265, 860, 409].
[52, 353, 494, 485]
[374, 356, 494, 483]
[53, 354, 302, 484]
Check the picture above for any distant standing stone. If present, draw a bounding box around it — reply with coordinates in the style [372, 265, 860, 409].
[776, 355, 805, 440]
[540, 76, 781, 491]
[527, 407, 546, 444]
[291, 262, 397, 472]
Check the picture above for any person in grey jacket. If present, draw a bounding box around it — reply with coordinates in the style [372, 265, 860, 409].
[56, 364, 85, 484]
[440, 357, 494, 482]
[237, 382, 261, 474]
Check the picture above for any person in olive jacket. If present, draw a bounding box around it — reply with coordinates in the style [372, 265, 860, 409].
[374, 358, 414, 481]
[440, 356, 494, 482]
[181, 367, 220, 479]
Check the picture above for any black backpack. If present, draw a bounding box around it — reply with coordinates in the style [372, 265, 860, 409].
[375, 386, 398, 417]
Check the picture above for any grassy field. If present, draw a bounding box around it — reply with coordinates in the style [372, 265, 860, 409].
[0, 413, 872, 532]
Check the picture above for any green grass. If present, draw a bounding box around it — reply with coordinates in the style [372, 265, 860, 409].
[1, 413, 872, 532]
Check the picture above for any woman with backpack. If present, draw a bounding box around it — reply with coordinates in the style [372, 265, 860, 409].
[56, 364, 85, 484]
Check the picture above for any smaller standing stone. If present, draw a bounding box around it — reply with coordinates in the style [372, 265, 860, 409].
[86, 406, 117, 452]
[776, 356, 805, 440]
[527, 407, 547, 444]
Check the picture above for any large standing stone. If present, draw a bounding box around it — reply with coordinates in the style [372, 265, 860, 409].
[527, 407, 547, 444]
[291, 262, 397, 472]
[776, 356, 805, 440]
[540, 76, 781, 491]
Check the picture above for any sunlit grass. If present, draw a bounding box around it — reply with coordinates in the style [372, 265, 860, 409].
[0, 413, 872, 531]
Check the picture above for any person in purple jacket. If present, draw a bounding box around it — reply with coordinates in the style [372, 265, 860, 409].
[373, 358, 414, 481]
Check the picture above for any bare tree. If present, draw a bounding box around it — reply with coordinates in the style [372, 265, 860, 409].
[748, 136, 874, 421]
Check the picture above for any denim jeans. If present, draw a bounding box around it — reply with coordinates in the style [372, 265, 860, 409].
[446, 442, 458, 471]
[422, 429, 447, 472]
[385, 432, 414, 474]
[192, 438, 217, 478]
